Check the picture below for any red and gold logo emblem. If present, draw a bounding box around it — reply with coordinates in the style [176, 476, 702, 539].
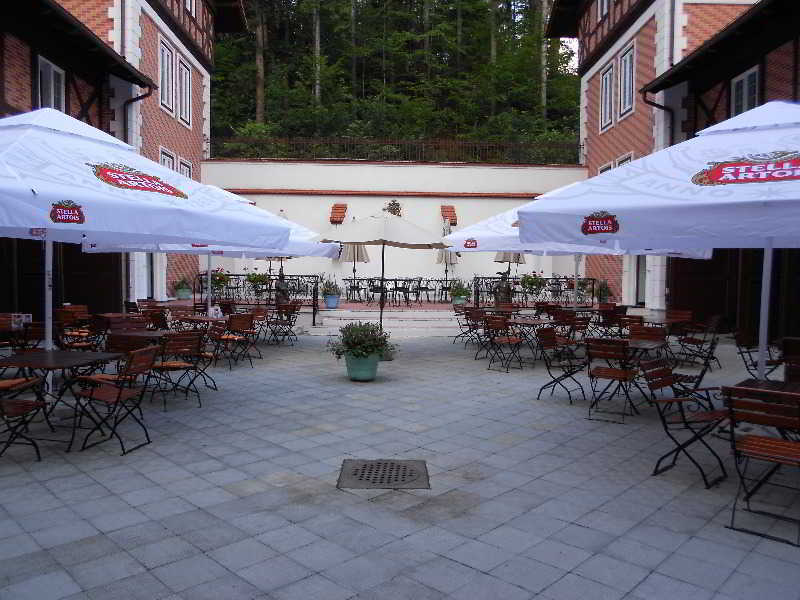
[50, 200, 85, 224]
[463, 238, 478, 249]
[87, 162, 188, 198]
[692, 151, 800, 186]
[582, 211, 619, 235]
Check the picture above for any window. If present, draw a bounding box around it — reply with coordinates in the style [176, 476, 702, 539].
[185, 0, 194, 15]
[600, 64, 614, 130]
[38, 57, 65, 111]
[598, 162, 613, 175]
[159, 41, 174, 111]
[598, 0, 609, 21]
[178, 159, 192, 178]
[177, 60, 192, 126]
[160, 148, 176, 170]
[731, 66, 759, 116]
[616, 153, 633, 167]
[619, 46, 634, 116]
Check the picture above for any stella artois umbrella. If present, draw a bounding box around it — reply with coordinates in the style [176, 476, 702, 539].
[0, 108, 291, 348]
[517, 101, 800, 377]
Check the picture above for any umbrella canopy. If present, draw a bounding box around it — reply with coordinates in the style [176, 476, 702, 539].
[0, 109, 291, 248]
[494, 252, 526, 265]
[340, 243, 371, 264]
[517, 100, 800, 377]
[317, 211, 446, 326]
[436, 219, 459, 266]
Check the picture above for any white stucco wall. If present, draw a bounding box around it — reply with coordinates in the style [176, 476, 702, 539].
[201, 160, 587, 283]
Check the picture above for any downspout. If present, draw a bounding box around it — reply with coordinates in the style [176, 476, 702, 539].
[641, 91, 674, 148]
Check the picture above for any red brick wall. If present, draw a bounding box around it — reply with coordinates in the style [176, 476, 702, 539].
[765, 41, 797, 102]
[587, 255, 623, 302]
[683, 4, 751, 56]
[55, 0, 114, 47]
[2, 34, 32, 113]
[139, 13, 207, 295]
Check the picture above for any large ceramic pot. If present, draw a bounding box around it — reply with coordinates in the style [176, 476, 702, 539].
[324, 295, 340, 309]
[452, 296, 467, 305]
[175, 287, 191, 300]
[344, 353, 380, 381]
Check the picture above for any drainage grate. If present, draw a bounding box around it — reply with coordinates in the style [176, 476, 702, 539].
[337, 459, 430, 490]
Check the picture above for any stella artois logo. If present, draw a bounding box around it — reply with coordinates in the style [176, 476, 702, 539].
[463, 238, 478, 249]
[692, 151, 800, 186]
[50, 200, 85, 224]
[87, 162, 188, 198]
[582, 211, 619, 235]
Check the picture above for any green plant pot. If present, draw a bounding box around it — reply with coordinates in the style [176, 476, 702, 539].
[175, 287, 191, 300]
[452, 296, 468, 305]
[344, 353, 380, 381]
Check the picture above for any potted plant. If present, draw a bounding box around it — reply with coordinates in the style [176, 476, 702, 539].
[211, 268, 230, 291]
[328, 322, 394, 381]
[596, 279, 612, 303]
[321, 278, 342, 309]
[520, 272, 546, 298]
[174, 277, 191, 300]
[246, 271, 270, 296]
[449, 279, 471, 305]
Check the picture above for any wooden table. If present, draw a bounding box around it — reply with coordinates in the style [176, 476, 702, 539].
[731, 379, 800, 394]
[114, 329, 171, 340]
[179, 316, 226, 324]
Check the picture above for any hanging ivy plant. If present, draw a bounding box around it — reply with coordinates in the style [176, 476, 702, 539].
[384, 199, 402, 217]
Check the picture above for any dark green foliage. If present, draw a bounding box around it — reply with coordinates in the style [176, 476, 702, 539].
[328, 321, 395, 359]
[212, 0, 578, 159]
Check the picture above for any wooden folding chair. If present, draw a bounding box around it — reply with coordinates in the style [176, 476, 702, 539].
[151, 332, 204, 410]
[0, 376, 49, 461]
[535, 327, 586, 404]
[586, 338, 643, 423]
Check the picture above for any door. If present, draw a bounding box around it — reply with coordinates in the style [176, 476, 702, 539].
[635, 255, 647, 305]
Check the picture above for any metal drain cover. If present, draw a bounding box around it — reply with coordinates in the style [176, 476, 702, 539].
[337, 459, 430, 490]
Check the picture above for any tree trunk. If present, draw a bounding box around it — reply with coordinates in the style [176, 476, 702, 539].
[540, 0, 550, 121]
[456, 0, 462, 71]
[423, 0, 431, 79]
[351, 0, 357, 97]
[313, 1, 321, 105]
[489, 0, 498, 116]
[254, 0, 266, 123]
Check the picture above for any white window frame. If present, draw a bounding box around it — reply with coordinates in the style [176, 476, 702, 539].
[616, 152, 633, 167]
[159, 40, 175, 113]
[159, 147, 176, 170]
[598, 0, 610, 21]
[37, 56, 65, 111]
[619, 45, 635, 118]
[178, 159, 192, 178]
[600, 63, 614, 131]
[185, 0, 195, 16]
[731, 65, 759, 117]
[598, 162, 613, 175]
[177, 59, 192, 127]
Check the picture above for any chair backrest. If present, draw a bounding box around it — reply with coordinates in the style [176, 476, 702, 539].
[453, 304, 466, 315]
[161, 331, 202, 356]
[228, 313, 254, 332]
[536, 327, 558, 349]
[142, 309, 168, 330]
[571, 316, 591, 333]
[124, 301, 139, 313]
[587, 338, 629, 363]
[619, 315, 644, 328]
[666, 309, 693, 322]
[55, 308, 80, 327]
[723, 385, 800, 436]
[640, 358, 677, 393]
[630, 324, 666, 342]
[109, 317, 148, 331]
[598, 302, 616, 311]
[120, 345, 159, 378]
[106, 333, 150, 353]
[193, 302, 207, 315]
[483, 315, 508, 335]
[208, 321, 227, 339]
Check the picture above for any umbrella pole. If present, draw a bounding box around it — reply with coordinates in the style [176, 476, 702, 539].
[380, 243, 385, 329]
[573, 254, 580, 309]
[206, 253, 212, 316]
[757, 239, 774, 380]
[44, 237, 53, 350]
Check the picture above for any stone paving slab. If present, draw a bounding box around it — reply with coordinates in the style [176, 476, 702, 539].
[0, 336, 796, 599]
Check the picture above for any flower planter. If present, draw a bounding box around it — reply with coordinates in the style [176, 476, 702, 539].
[324, 295, 340, 309]
[175, 287, 191, 300]
[452, 296, 468, 305]
[344, 353, 380, 381]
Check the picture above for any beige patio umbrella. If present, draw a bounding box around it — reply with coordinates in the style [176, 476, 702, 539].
[494, 251, 526, 275]
[317, 210, 447, 327]
[436, 219, 459, 285]
[340, 242, 370, 279]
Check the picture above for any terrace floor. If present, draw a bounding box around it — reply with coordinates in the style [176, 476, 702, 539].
[0, 336, 797, 600]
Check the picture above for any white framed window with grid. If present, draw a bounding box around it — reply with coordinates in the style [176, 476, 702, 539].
[177, 59, 192, 127]
[598, 0, 609, 21]
[159, 40, 174, 112]
[160, 148, 176, 170]
[616, 153, 633, 167]
[731, 66, 759, 117]
[178, 159, 192, 178]
[185, 0, 195, 16]
[38, 56, 65, 111]
[619, 46, 634, 117]
[598, 162, 613, 175]
[600, 64, 614, 131]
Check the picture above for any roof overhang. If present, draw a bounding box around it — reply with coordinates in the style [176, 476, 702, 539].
[211, 0, 248, 33]
[642, 0, 798, 94]
[5, 0, 154, 89]
[546, 0, 583, 38]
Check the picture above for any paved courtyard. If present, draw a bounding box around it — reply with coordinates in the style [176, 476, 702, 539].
[0, 334, 798, 600]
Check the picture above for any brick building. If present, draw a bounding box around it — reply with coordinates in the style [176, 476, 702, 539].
[547, 0, 757, 307]
[0, 0, 245, 315]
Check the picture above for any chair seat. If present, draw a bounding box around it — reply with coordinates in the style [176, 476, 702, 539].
[0, 377, 37, 391]
[737, 434, 800, 466]
[590, 367, 638, 381]
[64, 341, 95, 349]
[219, 334, 245, 342]
[666, 408, 726, 425]
[494, 336, 522, 344]
[75, 384, 141, 404]
[85, 373, 137, 384]
[1, 398, 46, 417]
[233, 329, 258, 336]
[154, 361, 193, 370]
[678, 337, 706, 346]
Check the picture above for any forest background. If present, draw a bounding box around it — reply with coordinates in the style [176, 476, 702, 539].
[211, 0, 580, 164]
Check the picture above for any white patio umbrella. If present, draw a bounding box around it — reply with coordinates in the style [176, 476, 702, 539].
[436, 218, 459, 285]
[316, 210, 447, 327]
[517, 101, 800, 378]
[0, 109, 292, 347]
[340, 243, 371, 278]
[494, 251, 526, 276]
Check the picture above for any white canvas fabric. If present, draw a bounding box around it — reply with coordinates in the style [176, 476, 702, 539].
[317, 211, 447, 249]
[517, 101, 800, 250]
[446, 205, 710, 258]
[0, 108, 291, 248]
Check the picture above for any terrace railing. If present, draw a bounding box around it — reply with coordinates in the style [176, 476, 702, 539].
[472, 276, 596, 308]
[211, 137, 579, 165]
[194, 273, 320, 325]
